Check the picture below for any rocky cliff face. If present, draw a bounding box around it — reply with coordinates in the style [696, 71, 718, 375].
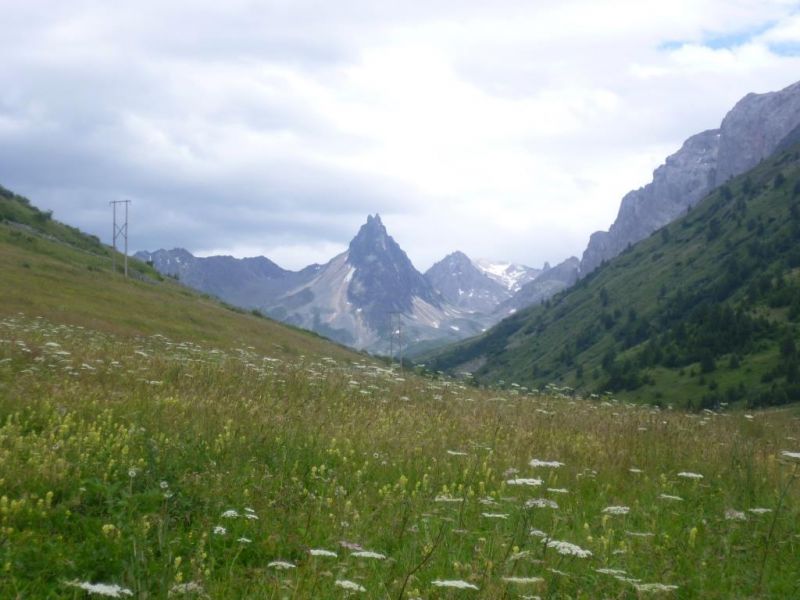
[346, 214, 441, 332]
[581, 79, 800, 275]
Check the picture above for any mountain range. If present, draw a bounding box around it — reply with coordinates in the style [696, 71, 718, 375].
[137, 217, 578, 354]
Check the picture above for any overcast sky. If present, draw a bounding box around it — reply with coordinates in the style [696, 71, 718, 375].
[1, 1, 799, 270]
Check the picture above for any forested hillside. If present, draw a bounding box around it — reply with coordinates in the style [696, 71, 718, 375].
[429, 144, 800, 409]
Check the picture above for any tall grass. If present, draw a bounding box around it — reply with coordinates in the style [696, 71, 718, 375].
[1, 314, 798, 598]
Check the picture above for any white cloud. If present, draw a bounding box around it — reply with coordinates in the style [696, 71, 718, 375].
[0, 0, 798, 272]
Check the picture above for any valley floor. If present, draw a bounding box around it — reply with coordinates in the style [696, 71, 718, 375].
[1, 314, 799, 598]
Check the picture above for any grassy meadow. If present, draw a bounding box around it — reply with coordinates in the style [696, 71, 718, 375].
[1, 314, 799, 598]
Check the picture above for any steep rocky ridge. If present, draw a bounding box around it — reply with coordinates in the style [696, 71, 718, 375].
[581, 79, 800, 274]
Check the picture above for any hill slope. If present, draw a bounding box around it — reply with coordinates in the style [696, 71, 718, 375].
[0, 186, 361, 361]
[428, 145, 800, 409]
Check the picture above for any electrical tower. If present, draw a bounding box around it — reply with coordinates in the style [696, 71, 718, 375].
[110, 200, 131, 277]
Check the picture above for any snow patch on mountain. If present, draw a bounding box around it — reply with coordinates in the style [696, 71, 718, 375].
[473, 259, 540, 292]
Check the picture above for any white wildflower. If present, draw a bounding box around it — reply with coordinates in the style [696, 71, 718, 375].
[529, 459, 564, 468]
[506, 478, 543, 487]
[168, 582, 205, 596]
[335, 580, 366, 592]
[547, 488, 569, 494]
[481, 512, 509, 519]
[351, 550, 386, 559]
[267, 560, 296, 570]
[780, 450, 800, 460]
[65, 581, 133, 597]
[725, 509, 747, 521]
[159, 481, 169, 490]
[748, 507, 772, 515]
[633, 583, 679, 592]
[220, 509, 239, 519]
[434, 495, 463, 502]
[339, 540, 364, 551]
[602, 505, 630, 515]
[659, 494, 683, 501]
[212, 526, 227, 535]
[446, 450, 469, 456]
[544, 539, 592, 558]
[629, 468, 643, 474]
[309, 548, 338, 557]
[529, 528, 548, 538]
[502, 576, 544, 584]
[431, 579, 479, 590]
[677, 471, 703, 479]
[237, 537, 252, 544]
[596, 568, 628, 576]
[524, 498, 558, 509]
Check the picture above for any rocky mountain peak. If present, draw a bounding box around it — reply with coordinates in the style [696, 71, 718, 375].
[345, 214, 440, 331]
[580, 78, 800, 276]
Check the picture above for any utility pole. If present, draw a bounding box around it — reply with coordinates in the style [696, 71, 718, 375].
[110, 200, 131, 277]
[387, 311, 403, 372]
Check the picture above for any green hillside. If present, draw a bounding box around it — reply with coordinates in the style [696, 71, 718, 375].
[0, 187, 360, 362]
[428, 145, 800, 409]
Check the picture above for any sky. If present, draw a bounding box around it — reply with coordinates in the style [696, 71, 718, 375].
[1, 1, 799, 271]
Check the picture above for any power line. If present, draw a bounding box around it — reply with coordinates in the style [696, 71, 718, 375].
[110, 200, 131, 278]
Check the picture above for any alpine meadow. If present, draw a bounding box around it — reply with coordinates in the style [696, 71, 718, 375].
[1, 186, 800, 598]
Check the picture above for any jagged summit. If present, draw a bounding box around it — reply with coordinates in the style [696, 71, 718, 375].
[346, 214, 440, 331]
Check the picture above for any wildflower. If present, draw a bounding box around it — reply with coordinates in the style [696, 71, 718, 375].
[221, 510, 239, 518]
[629, 468, 643, 474]
[602, 506, 630, 516]
[309, 548, 338, 557]
[529, 528, 548, 538]
[502, 576, 544, 584]
[168, 582, 205, 596]
[677, 472, 703, 479]
[596, 568, 628, 576]
[506, 478, 543, 486]
[524, 498, 558, 509]
[267, 560, 296, 569]
[446, 450, 468, 456]
[335, 580, 366, 592]
[724, 509, 747, 521]
[748, 508, 772, 515]
[544, 539, 592, 558]
[633, 583, 679, 592]
[547, 488, 568, 494]
[529, 459, 564, 468]
[780, 450, 800, 460]
[434, 495, 463, 502]
[212, 526, 227, 535]
[659, 494, 683, 501]
[128, 468, 138, 478]
[339, 540, 364, 551]
[432, 579, 479, 590]
[351, 550, 386, 559]
[65, 581, 133, 597]
[160, 481, 169, 490]
[237, 537, 252, 544]
[481, 512, 509, 519]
